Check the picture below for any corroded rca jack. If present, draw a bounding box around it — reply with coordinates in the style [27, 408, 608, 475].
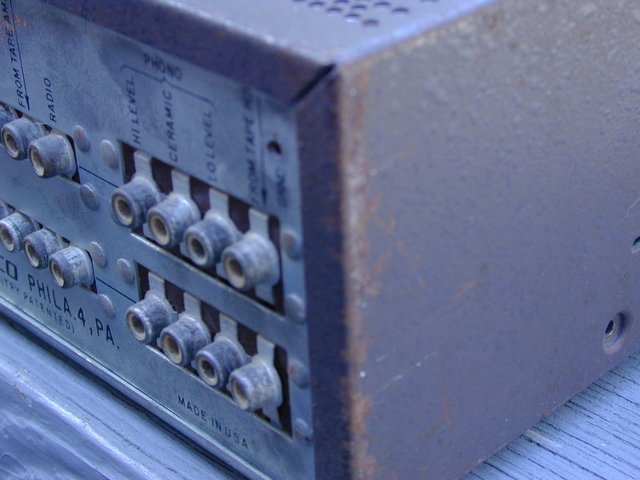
[184, 214, 240, 269]
[195, 337, 249, 389]
[221, 233, 279, 291]
[228, 358, 283, 411]
[23, 229, 64, 269]
[0, 213, 38, 252]
[28, 133, 77, 178]
[125, 292, 178, 344]
[1, 117, 47, 160]
[147, 194, 200, 248]
[159, 314, 211, 366]
[49, 246, 94, 288]
[111, 177, 163, 228]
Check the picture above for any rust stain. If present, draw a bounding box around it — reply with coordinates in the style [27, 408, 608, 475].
[454, 278, 481, 300]
[13, 17, 30, 28]
[454, 265, 489, 300]
[340, 64, 378, 479]
[372, 212, 397, 234]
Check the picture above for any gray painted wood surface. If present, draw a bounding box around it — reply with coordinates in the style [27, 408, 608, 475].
[468, 352, 640, 480]
[0, 319, 237, 480]
[1, 316, 638, 479]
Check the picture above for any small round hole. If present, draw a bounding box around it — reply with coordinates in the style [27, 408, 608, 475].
[113, 196, 133, 225]
[3, 130, 19, 157]
[605, 320, 616, 336]
[225, 256, 246, 288]
[0, 227, 14, 251]
[25, 241, 40, 267]
[150, 215, 170, 245]
[29, 148, 46, 176]
[163, 334, 183, 363]
[198, 358, 219, 384]
[267, 140, 282, 155]
[127, 312, 147, 341]
[231, 378, 250, 410]
[50, 261, 65, 287]
[188, 236, 207, 262]
[603, 312, 628, 354]
[632, 236, 640, 254]
[392, 6, 409, 14]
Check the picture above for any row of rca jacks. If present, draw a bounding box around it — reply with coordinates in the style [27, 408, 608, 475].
[0, 104, 77, 179]
[0, 202, 93, 289]
[125, 291, 282, 413]
[111, 176, 279, 293]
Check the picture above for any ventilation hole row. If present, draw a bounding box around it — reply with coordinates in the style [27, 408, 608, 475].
[293, 0, 440, 26]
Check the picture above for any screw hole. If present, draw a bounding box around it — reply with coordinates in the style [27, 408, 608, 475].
[603, 312, 628, 354]
[605, 320, 615, 336]
[267, 140, 282, 155]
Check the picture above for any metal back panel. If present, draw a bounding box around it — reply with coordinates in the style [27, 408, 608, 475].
[337, 0, 640, 478]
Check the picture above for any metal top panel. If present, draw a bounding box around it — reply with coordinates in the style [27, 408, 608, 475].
[43, 0, 494, 101]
